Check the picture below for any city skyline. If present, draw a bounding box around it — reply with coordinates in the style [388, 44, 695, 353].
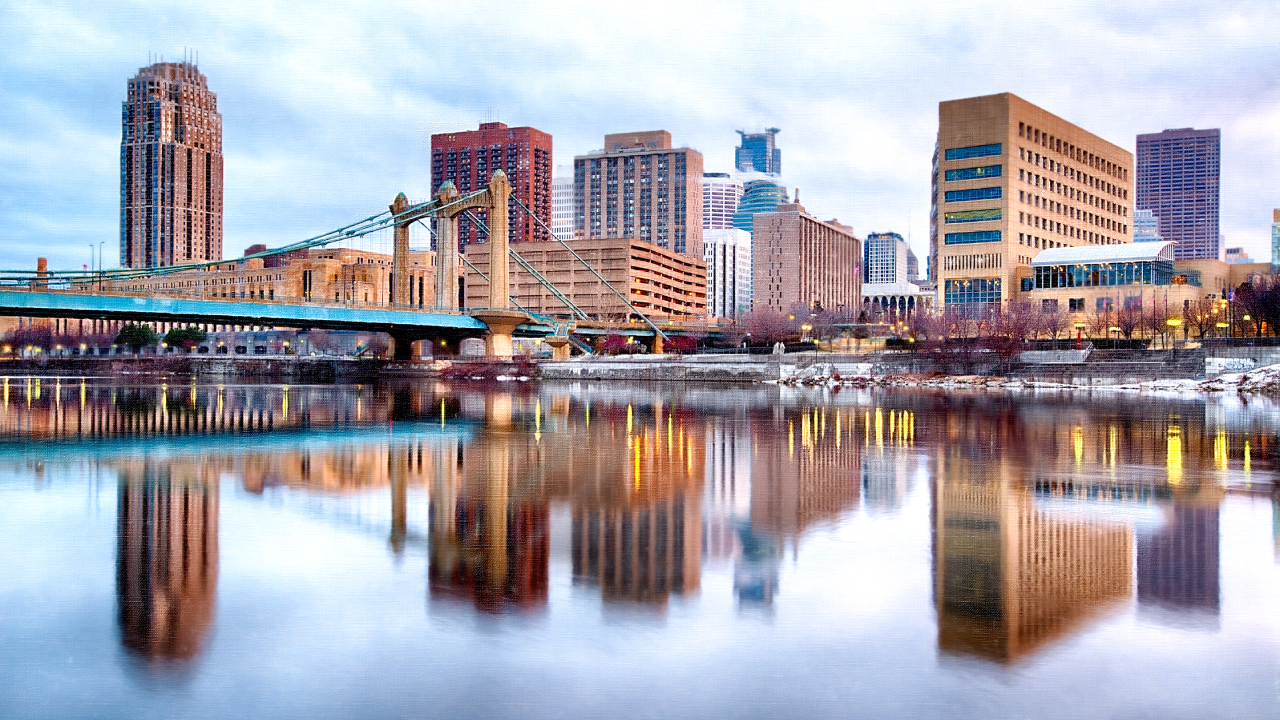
[1, 1, 1278, 272]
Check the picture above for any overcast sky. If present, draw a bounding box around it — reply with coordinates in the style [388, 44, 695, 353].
[2, 0, 1278, 272]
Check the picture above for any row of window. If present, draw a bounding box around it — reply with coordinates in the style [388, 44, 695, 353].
[944, 165, 1002, 182]
[1018, 122, 1126, 181]
[1030, 261, 1173, 289]
[945, 230, 1001, 245]
[944, 143, 1002, 161]
[944, 186, 1002, 203]
[943, 277, 1002, 305]
[944, 208, 1001, 224]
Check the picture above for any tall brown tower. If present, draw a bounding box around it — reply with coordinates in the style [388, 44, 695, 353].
[120, 61, 223, 268]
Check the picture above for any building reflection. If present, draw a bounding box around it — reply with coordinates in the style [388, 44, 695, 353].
[750, 405, 862, 539]
[566, 400, 704, 607]
[429, 398, 550, 613]
[1138, 503, 1220, 618]
[116, 460, 219, 663]
[933, 448, 1133, 664]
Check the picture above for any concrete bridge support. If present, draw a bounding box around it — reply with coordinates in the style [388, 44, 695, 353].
[390, 193, 412, 306]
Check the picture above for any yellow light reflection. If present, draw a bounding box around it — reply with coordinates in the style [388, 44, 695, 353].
[789, 419, 795, 458]
[1166, 425, 1183, 484]
[627, 404, 633, 435]
[1214, 429, 1228, 472]
[1244, 440, 1252, 475]
[1072, 425, 1083, 466]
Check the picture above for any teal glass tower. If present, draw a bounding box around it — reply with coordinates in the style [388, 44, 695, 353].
[733, 180, 789, 234]
[735, 128, 781, 175]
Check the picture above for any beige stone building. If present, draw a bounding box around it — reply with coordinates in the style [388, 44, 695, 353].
[751, 201, 861, 315]
[463, 237, 707, 321]
[934, 93, 1134, 310]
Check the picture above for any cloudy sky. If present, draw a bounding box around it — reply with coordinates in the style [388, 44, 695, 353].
[2, 0, 1278, 272]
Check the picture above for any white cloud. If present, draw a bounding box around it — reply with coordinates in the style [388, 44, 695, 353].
[1, 0, 1278, 269]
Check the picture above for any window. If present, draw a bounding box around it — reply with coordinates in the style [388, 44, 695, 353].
[945, 230, 1001, 245]
[1096, 297, 1114, 312]
[945, 165, 1002, 181]
[944, 208, 1001, 223]
[945, 187, 1003, 203]
[1042, 299, 1059, 310]
[1068, 298, 1085, 312]
[944, 277, 1002, 306]
[945, 143, 1002, 160]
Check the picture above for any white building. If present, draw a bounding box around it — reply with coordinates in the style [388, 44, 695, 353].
[703, 228, 753, 320]
[702, 173, 743, 230]
[552, 174, 574, 240]
[863, 232, 910, 284]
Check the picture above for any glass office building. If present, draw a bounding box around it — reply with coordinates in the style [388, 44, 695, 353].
[735, 129, 781, 175]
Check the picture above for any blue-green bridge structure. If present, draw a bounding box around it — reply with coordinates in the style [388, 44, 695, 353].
[0, 171, 700, 359]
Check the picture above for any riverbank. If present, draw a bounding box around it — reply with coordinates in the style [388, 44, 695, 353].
[0, 355, 386, 381]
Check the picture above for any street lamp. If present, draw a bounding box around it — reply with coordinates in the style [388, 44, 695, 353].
[1109, 325, 1121, 349]
[1074, 321, 1086, 350]
[1166, 317, 1182, 349]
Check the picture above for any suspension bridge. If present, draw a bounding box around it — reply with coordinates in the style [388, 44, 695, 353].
[0, 171, 705, 360]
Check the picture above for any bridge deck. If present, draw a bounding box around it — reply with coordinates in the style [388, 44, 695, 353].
[0, 290, 487, 335]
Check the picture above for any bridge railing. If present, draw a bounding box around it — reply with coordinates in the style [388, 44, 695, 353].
[0, 282, 482, 317]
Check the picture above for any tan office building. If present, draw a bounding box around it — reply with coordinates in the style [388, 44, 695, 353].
[464, 237, 707, 321]
[752, 202, 861, 315]
[933, 93, 1134, 310]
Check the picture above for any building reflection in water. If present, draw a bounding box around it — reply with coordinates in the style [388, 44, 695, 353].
[933, 449, 1134, 664]
[429, 395, 550, 613]
[116, 461, 219, 664]
[567, 399, 704, 607]
[1138, 503, 1220, 620]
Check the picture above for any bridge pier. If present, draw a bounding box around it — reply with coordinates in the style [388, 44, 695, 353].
[544, 336, 571, 361]
[470, 309, 527, 360]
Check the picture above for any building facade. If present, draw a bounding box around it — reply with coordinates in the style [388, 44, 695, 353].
[752, 202, 861, 314]
[464, 237, 707, 321]
[552, 174, 574, 240]
[430, 122, 553, 248]
[864, 232, 911, 284]
[1224, 247, 1252, 264]
[702, 173, 743, 230]
[702, 228, 752, 320]
[735, 128, 781, 175]
[1134, 209, 1162, 242]
[120, 61, 223, 268]
[573, 131, 704, 258]
[1273, 209, 1279, 276]
[933, 92, 1134, 310]
[733, 179, 789, 235]
[1135, 128, 1221, 260]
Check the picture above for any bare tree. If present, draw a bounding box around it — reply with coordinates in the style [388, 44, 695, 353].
[745, 308, 797, 345]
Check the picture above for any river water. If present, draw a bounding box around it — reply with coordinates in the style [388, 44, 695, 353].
[1, 377, 1278, 719]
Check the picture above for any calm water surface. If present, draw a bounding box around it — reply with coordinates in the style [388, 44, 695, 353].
[2, 377, 1279, 719]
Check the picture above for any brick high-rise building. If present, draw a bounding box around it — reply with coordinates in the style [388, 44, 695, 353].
[120, 61, 223, 268]
[1136, 128, 1221, 260]
[573, 130, 704, 258]
[752, 200, 861, 314]
[430, 122, 552, 249]
[933, 93, 1133, 310]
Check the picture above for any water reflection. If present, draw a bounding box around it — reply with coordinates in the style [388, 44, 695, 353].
[116, 461, 219, 664]
[1, 379, 1278, 703]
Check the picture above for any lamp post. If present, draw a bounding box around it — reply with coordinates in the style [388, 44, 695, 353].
[1109, 325, 1121, 349]
[1166, 317, 1182, 350]
[1074, 321, 1086, 350]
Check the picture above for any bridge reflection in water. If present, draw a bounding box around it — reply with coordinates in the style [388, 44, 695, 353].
[0, 382, 1272, 669]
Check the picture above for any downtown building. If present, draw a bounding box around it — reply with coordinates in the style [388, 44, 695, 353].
[120, 61, 223, 268]
[862, 231, 930, 318]
[552, 174, 574, 240]
[735, 128, 781, 175]
[1135, 128, 1221, 260]
[703, 228, 752, 320]
[702, 172, 743, 230]
[430, 122, 553, 248]
[933, 93, 1134, 310]
[573, 131, 704, 258]
[752, 200, 861, 315]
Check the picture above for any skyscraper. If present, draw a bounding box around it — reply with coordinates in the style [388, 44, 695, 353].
[863, 232, 911, 284]
[735, 128, 781, 175]
[702, 173, 743, 230]
[120, 61, 223, 268]
[1135, 128, 1221, 260]
[430, 122, 553, 248]
[752, 199, 861, 314]
[732, 180, 789, 235]
[552, 174, 574, 240]
[703, 228, 753, 319]
[573, 130, 704, 257]
[933, 93, 1133, 310]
